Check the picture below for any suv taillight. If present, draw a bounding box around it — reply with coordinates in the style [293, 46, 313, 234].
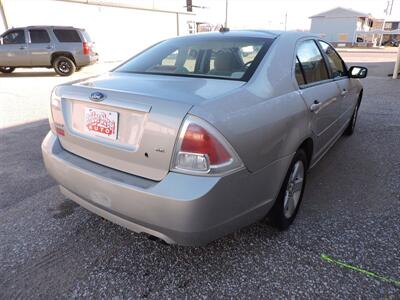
[171, 115, 244, 176]
[82, 42, 90, 55]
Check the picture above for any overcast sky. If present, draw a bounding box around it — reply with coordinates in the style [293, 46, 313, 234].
[100, 0, 400, 30]
[4, 0, 400, 31]
[190, 0, 400, 30]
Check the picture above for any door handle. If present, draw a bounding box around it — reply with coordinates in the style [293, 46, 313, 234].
[19, 46, 26, 50]
[310, 100, 322, 112]
[46, 45, 53, 50]
[341, 89, 348, 96]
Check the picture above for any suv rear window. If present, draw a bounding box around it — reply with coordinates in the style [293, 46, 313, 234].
[53, 29, 81, 43]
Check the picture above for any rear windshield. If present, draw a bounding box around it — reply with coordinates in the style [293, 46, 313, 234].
[53, 29, 81, 43]
[115, 36, 272, 81]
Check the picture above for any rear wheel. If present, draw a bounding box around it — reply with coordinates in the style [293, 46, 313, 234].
[53, 56, 76, 76]
[268, 149, 308, 230]
[0, 67, 15, 74]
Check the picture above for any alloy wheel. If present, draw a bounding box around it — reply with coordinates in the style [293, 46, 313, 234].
[283, 160, 305, 219]
[58, 61, 71, 74]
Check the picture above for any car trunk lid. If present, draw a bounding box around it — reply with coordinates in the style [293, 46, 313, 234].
[53, 73, 245, 181]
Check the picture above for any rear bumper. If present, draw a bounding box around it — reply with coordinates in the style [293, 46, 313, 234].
[75, 53, 99, 67]
[42, 132, 287, 246]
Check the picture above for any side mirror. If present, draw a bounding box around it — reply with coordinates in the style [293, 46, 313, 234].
[349, 66, 368, 79]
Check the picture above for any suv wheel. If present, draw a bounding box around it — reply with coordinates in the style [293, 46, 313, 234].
[0, 67, 16, 74]
[53, 56, 76, 76]
[268, 149, 308, 230]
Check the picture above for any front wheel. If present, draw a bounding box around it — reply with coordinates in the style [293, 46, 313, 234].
[53, 56, 76, 76]
[0, 67, 16, 74]
[268, 149, 308, 230]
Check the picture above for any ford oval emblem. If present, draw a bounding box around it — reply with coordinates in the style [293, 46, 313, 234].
[90, 92, 106, 102]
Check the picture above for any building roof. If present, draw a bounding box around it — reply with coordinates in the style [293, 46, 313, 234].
[384, 17, 400, 22]
[310, 7, 371, 19]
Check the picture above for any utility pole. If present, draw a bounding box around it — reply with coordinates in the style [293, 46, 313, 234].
[0, 0, 8, 30]
[224, 0, 228, 28]
[284, 11, 288, 31]
[379, 0, 395, 46]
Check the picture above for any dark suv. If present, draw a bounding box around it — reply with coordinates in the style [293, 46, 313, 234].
[0, 26, 98, 76]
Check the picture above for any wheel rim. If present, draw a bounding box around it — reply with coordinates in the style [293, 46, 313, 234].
[351, 105, 359, 130]
[283, 160, 304, 219]
[58, 61, 71, 73]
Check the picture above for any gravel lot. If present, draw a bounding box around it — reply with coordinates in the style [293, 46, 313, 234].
[0, 52, 400, 299]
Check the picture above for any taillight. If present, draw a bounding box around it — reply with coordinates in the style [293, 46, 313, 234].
[171, 115, 243, 175]
[50, 89, 65, 137]
[83, 42, 90, 55]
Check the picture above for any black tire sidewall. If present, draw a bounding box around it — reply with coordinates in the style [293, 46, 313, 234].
[0, 67, 15, 74]
[269, 149, 308, 230]
[345, 93, 362, 136]
[53, 56, 76, 76]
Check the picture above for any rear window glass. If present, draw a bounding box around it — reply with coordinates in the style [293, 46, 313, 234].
[296, 40, 329, 84]
[29, 29, 50, 43]
[53, 29, 81, 43]
[115, 36, 271, 81]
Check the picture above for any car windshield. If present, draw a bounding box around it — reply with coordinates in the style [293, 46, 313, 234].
[115, 36, 272, 81]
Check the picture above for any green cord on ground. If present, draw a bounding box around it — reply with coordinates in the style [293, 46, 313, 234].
[321, 254, 400, 286]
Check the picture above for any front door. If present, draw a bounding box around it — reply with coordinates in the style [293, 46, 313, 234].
[0, 29, 29, 67]
[27, 28, 53, 66]
[318, 40, 357, 128]
[295, 39, 342, 157]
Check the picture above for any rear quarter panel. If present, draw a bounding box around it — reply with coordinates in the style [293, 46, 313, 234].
[190, 89, 309, 173]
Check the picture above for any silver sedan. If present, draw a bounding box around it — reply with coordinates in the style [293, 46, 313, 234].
[42, 30, 367, 246]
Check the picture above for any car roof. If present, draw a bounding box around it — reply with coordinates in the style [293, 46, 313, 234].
[7, 26, 85, 31]
[169, 29, 317, 42]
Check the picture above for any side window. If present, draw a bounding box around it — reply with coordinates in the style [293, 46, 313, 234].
[2, 30, 25, 45]
[53, 29, 81, 43]
[29, 29, 50, 44]
[295, 57, 306, 86]
[183, 49, 198, 72]
[318, 41, 347, 78]
[296, 40, 329, 85]
[161, 50, 178, 66]
[240, 45, 259, 65]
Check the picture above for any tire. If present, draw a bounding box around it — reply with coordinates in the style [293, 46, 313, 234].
[0, 67, 15, 74]
[344, 93, 362, 136]
[53, 56, 76, 76]
[268, 149, 308, 230]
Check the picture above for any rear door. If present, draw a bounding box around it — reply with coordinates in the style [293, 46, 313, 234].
[295, 39, 342, 156]
[318, 40, 358, 127]
[0, 29, 29, 66]
[53, 28, 82, 54]
[27, 28, 53, 66]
